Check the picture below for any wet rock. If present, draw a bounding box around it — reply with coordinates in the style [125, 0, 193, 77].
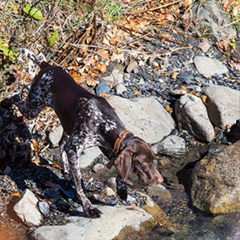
[146, 184, 172, 202]
[194, 56, 228, 76]
[142, 197, 176, 232]
[204, 85, 240, 128]
[175, 94, 215, 142]
[107, 96, 175, 144]
[157, 135, 186, 157]
[191, 141, 240, 214]
[48, 125, 63, 147]
[32, 205, 153, 240]
[192, 1, 236, 41]
[13, 189, 42, 226]
[95, 82, 111, 96]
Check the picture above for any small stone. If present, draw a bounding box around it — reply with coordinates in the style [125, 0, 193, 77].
[126, 195, 136, 203]
[48, 125, 63, 147]
[194, 56, 228, 76]
[38, 201, 50, 216]
[103, 187, 115, 196]
[169, 89, 187, 96]
[95, 82, 111, 96]
[3, 166, 11, 175]
[198, 39, 211, 53]
[116, 84, 127, 94]
[92, 163, 107, 174]
[106, 177, 117, 189]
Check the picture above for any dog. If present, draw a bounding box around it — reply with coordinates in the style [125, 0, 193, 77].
[8, 49, 163, 218]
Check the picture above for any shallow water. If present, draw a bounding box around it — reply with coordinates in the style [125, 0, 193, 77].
[142, 188, 240, 240]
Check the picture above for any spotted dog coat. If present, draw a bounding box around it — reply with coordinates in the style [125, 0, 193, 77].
[13, 49, 163, 218]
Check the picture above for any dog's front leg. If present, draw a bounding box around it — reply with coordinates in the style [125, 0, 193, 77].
[64, 142, 102, 218]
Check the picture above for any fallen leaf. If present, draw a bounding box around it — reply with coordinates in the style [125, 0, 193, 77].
[201, 95, 207, 103]
[183, 0, 192, 8]
[165, 105, 172, 112]
[170, 72, 179, 79]
[12, 5, 18, 14]
[95, 63, 107, 73]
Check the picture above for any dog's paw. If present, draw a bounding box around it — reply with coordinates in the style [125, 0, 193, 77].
[117, 187, 128, 201]
[85, 207, 102, 218]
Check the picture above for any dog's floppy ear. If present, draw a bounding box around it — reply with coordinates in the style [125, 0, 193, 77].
[114, 148, 134, 181]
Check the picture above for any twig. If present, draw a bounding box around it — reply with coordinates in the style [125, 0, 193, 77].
[117, 24, 191, 48]
[131, 0, 183, 14]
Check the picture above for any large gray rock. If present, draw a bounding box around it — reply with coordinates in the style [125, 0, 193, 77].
[32, 205, 153, 240]
[175, 94, 215, 142]
[192, 1, 236, 41]
[204, 85, 240, 128]
[107, 96, 175, 144]
[191, 141, 240, 214]
[13, 189, 42, 226]
[194, 56, 228, 76]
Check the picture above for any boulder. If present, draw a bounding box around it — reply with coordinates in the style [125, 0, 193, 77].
[175, 94, 215, 142]
[191, 141, 240, 214]
[204, 85, 240, 128]
[107, 96, 175, 144]
[13, 189, 42, 226]
[32, 205, 153, 240]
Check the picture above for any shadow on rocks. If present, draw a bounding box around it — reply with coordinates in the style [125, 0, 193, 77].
[0, 99, 32, 171]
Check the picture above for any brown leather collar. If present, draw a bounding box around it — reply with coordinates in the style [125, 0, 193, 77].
[113, 129, 132, 154]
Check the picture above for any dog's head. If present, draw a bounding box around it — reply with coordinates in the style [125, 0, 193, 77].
[114, 137, 163, 186]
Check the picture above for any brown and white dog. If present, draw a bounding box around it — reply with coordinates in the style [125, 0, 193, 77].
[10, 49, 163, 218]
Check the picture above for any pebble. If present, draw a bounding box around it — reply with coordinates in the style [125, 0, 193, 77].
[115, 83, 127, 94]
[92, 163, 106, 174]
[102, 187, 115, 196]
[38, 201, 50, 216]
[169, 89, 187, 96]
[95, 82, 111, 96]
[126, 195, 136, 203]
[106, 177, 117, 189]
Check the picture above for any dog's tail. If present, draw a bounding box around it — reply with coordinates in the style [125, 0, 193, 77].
[18, 49, 47, 69]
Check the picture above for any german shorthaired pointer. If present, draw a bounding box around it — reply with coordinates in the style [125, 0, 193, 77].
[10, 49, 163, 218]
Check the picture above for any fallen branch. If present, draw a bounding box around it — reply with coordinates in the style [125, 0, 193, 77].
[117, 24, 191, 48]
